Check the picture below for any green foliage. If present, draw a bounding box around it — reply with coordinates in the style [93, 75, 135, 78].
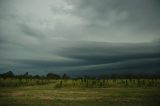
[62, 73, 70, 79]
[0, 78, 160, 88]
[52, 79, 160, 88]
[0, 78, 52, 87]
[46, 73, 60, 79]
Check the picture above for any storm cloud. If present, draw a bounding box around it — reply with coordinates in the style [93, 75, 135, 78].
[0, 0, 160, 76]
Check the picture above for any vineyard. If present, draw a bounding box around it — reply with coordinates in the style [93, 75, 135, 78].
[0, 72, 160, 106]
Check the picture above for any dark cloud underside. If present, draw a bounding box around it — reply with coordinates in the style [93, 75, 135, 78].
[0, 0, 160, 75]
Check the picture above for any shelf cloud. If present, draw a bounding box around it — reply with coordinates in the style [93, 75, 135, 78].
[0, 0, 160, 75]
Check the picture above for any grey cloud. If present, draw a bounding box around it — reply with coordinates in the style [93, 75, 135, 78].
[71, 58, 160, 76]
[19, 24, 44, 38]
[11, 58, 85, 68]
[58, 41, 160, 65]
[73, 0, 160, 24]
[72, 0, 160, 41]
[0, 0, 160, 75]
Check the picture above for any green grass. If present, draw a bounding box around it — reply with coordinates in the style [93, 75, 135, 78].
[0, 83, 160, 106]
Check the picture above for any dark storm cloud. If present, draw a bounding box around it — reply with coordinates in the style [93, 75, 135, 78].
[58, 41, 160, 65]
[0, 0, 160, 75]
[11, 58, 85, 68]
[73, 58, 160, 76]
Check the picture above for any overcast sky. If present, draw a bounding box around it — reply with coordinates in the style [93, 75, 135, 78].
[0, 0, 160, 75]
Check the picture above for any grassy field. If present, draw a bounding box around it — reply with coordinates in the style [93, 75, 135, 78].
[0, 80, 160, 106]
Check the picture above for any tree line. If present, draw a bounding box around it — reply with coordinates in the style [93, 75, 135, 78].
[0, 71, 160, 79]
[0, 71, 70, 79]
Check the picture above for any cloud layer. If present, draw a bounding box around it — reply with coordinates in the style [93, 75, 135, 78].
[0, 0, 160, 75]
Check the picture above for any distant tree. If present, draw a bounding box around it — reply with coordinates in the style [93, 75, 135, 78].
[24, 72, 29, 77]
[99, 74, 108, 79]
[2, 71, 14, 78]
[46, 73, 60, 79]
[111, 74, 120, 79]
[62, 73, 70, 79]
[83, 75, 90, 79]
[34, 75, 40, 79]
